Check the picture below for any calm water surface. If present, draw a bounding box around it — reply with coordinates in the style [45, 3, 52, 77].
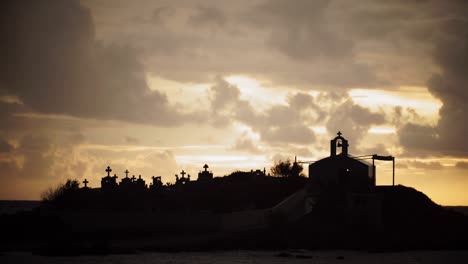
[1, 250, 468, 264]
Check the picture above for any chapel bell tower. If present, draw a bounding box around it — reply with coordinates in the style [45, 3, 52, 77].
[330, 131, 348, 157]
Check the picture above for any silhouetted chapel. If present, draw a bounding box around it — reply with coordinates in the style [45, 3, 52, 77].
[309, 132, 375, 192]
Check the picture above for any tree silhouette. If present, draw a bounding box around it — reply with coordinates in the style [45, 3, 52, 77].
[270, 159, 304, 177]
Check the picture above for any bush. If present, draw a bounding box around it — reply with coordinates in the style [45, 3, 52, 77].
[41, 179, 80, 203]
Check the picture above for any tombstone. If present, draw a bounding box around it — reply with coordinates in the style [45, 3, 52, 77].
[101, 166, 118, 191]
[106, 166, 112, 176]
[253, 169, 264, 177]
[151, 176, 163, 189]
[133, 174, 146, 191]
[83, 178, 89, 188]
[198, 164, 213, 182]
[176, 170, 190, 185]
[120, 171, 133, 189]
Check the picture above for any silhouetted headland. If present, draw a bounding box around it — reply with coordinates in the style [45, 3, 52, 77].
[1, 132, 467, 255]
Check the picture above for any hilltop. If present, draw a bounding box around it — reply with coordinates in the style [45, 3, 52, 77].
[1, 133, 468, 254]
[1, 180, 468, 254]
[287, 185, 468, 250]
[40, 171, 308, 213]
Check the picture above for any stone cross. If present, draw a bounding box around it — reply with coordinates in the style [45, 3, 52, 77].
[180, 170, 186, 178]
[203, 164, 209, 171]
[131, 175, 136, 182]
[83, 179, 89, 188]
[125, 169, 129, 178]
[105, 166, 112, 176]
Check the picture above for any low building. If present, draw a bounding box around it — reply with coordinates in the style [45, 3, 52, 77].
[309, 132, 375, 192]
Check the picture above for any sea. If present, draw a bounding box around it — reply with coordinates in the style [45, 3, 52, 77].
[1, 250, 468, 264]
[0, 200, 40, 215]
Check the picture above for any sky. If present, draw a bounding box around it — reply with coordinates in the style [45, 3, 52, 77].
[0, 0, 467, 205]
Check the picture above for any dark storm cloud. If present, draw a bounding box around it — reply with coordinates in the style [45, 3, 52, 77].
[96, 0, 385, 88]
[322, 0, 468, 156]
[189, 5, 226, 27]
[83, 0, 466, 92]
[17, 134, 56, 179]
[326, 99, 385, 148]
[253, 0, 352, 61]
[151, 6, 175, 25]
[206, 78, 387, 148]
[235, 102, 318, 145]
[0, 138, 13, 153]
[2, 0, 468, 160]
[206, 77, 242, 127]
[339, 1, 426, 40]
[210, 77, 240, 111]
[0, 101, 31, 131]
[243, 0, 383, 87]
[285, 146, 312, 158]
[399, 124, 437, 153]
[261, 125, 316, 145]
[207, 78, 318, 145]
[399, 16, 468, 156]
[456, 162, 468, 170]
[0, 134, 54, 181]
[231, 132, 262, 154]
[0, 0, 192, 126]
[264, 105, 301, 127]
